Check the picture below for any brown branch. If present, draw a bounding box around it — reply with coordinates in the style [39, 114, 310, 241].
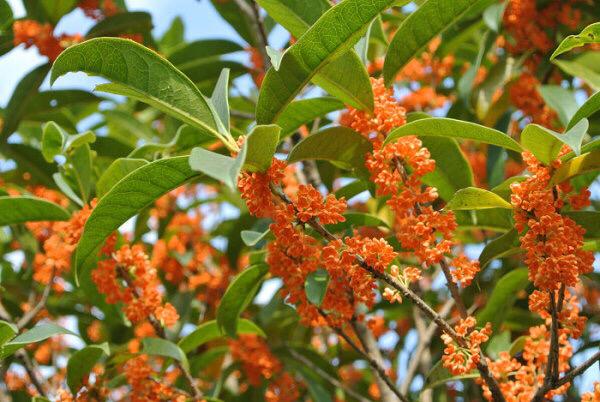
[554, 350, 600, 388]
[232, 0, 271, 70]
[16, 350, 46, 397]
[17, 267, 56, 329]
[287, 347, 373, 402]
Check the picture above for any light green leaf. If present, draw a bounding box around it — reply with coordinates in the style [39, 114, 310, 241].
[179, 319, 265, 353]
[551, 22, 600, 60]
[276, 97, 345, 138]
[482, 2, 505, 32]
[142, 338, 189, 372]
[244, 124, 281, 172]
[168, 39, 243, 71]
[383, 118, 522, 151]
[567, 91, 600, 130]
[478, 229, 520, 268]
[521, 119, 588, 165]
[65, 131, 96, 151]
[217, 264, 269, 338]
[53, 172, 83, 207]
[539, 85, 578, 127]
[159, 16, 184, 55]
[257, 0, 375, 112]
[384, 0, 490, 85]
[96, 158, 149, 198]
[256, 0, 395, 123]
[50, 38, 233, 147]
[74, 157, 200, 281]
[189, 143, 246, 191]
[476, 268, 529, 331]
[67, 343, 110, 393]
[554, 52, 600, 91]
[69, 143, 93, 204]
[0, 196, 70, 226]
[86, 11, 152, 38]
[41, 121, 66, 162]
[446, 187, 512, 211]
[1, 324, 78, 359]
[550, 150, 600, 185]
[288, 127, 373, 170]
[241, 229, 271, 247]
[104, 109, 157, 143]
[210, 68, 231, 135]
[266, 46, 284, 70]
[305, 268, 329, 307]
[41, 0, 76, 24]
[0, 321, 17, 346]
[1, 63, 50, 140]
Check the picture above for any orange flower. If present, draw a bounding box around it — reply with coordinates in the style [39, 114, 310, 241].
[510, 73, 558, 128]
[13, 20, 81, 61]
[442, 316, 491, 376]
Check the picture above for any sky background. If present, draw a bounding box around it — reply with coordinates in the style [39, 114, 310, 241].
[1, 0, 598, 394]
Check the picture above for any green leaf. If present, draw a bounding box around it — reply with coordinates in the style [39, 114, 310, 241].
[455, 209, 513, 232]
[179, 319, 265, 353]
[565, 211, 600, 240]
[168, 39, 243, 71]
[104, 109, 157, 143]
[244, 125, 281, 172]
[486, 331, 511, 360]
[210, 68, 231, 135]
[210, 0, 255, 45]
[446, 187, 512, 211]
[96, 158, 149, 198]
[384, 0, 490, 85]
[86, 11, 152, 38]
[482, 2, 505, 32]
[567, 91, 600, 130]
[257, 0, 375, 112]
[0, 321, 17, 346]
[66, 131, 96, 151]
[1, 324, 78, 359]
[241, 229, 271, 247]
[521, 119, 589, 165]
[0, 0, 13, 32]
[479, 229, 520, 268]
[50, 38, 233, 147]
[384, 118, 522, 152]
[551, 22, 600, 60]
[305, 268, 329, 307]
[217, 264, 269, 338]
[554, 52, 600, 91]
[539, 85, 579, 127]
[69, 143, 93, 204]
[74, 156, 200, 281]
[159, 16, 184, 55]
[1, 63, 50, 140]
[326, 212, 389, 232]
[276, 97, 345, 138]
[425, 360, 479, 389]
[476, 268, 529, 331]
[256, 0, 395, 123]
[67, 343, 110, 393]
[0, 196, 70, 226]
[551, 150, 600, 185]
[41, 122, 66, 162]
[53, 172, 83, 207]
[420, 136, 474, 201]
[142, 338, 189, 372]
[189, 143, 246, 191]
[288, 127, 373, 171]
[41, 0, 76, 24]
[266, 46, 284, 70]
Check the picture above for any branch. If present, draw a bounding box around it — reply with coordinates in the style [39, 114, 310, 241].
[17, 267, 56, 329]
[555, 350, 600, 388]
[232, 0, 271, 70]
[287, 347, 373, 402]
[16, 350, 46, 397]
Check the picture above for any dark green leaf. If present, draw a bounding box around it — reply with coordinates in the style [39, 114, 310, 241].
[425, 360, 479, 389]
[86, 11, 152, 38]
[217, 264, 269, 338]
[305, 269, 329, 307]
[179, 319, 265, 353]
[539, 85, 578, 127]
[479, 229, 520, 268]
[96, 158, 149, 198]
[67, 343, 110, 393]
[0, 321, 17, 346]
[41, 0, 76, 24]
[142, 338, 189, 372]
[41, 122, 67, 162]
[1, 324, 78, 358]
[244, 125, 281, 172]
[0, 196, 70, 226]
[276, 97, 345, 138]
[551, 22, 600, 60]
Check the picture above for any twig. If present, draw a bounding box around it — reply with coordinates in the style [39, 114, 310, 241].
[232, 0, 271, 70]
[554, 350, 600, 388]
[287, 347, 372, 402]
[16, 350, 46, 397]
[17, 267, 56, 329]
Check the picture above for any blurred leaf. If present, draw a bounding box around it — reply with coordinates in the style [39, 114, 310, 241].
[479, 229, 520, 268]
[179, 319, 265, 353]
[520, 119, 589, 165]
[455, 209, 513, 232]
[53, 172, 83, 207]
[266, 46, 284, 70]
[69, 143, 93, 204]
[1, 324, 78, 358]
[168, 39, 243, 70]
[305, 269, 329, 307]
[446, 187, 512, 210]
[241, 229, 271, 247]
[0, 196, 70, 226]
[476, 268, 529, 331]
[482, 2, 505, 32]
[96, 158, 148, 198]
[384, 0, 492, 85]
[551, 22, 600, 60]
[486, 331, 511, 360]
[142, 338, 189, 372]
[210, 0, 255, 45]
[50, 38, 232, 146]
[105, 110, 157, 143]
[0, 321, 17, 346]
[1, 63, 50, 140]
[41, 122, 67, 162]
[244, 125, 280, 172]
[86, 11, 152, 38]
[276, 97, 345, 138]
[0, 0, 13, 32]
[550, 149, 600, 185]
[539, 85, 578, 127]
[384, 118, 522, 151]
[210, 68, 231, 135]
[217, 264, 269, 338]
[326, 212, 389, 232]
[565, 211, 600, 240]
[567, 91, 600, 130]
[67, 343, 110, 393]
[256, 0, 395, 123]
[425, 360, 479, 388]
[74, 157, 200, 282]
[41, 0, 76, 24]
[159, 16, 185, 55]
[288, 127, 373, 171]
[554, 52, 600, 91]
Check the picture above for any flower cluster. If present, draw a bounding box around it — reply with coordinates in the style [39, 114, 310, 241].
[78, 0, 120, 20]
[442, 316, 492, 375]
[13, 20, 81, 61]
[510, 73, 559, 128]
[122, 355, 187, 402]
[248, 47, 265, 87]
[510, 151, 593, 290]
[93, 243, 179, 327]
[229, 334, 301, 402]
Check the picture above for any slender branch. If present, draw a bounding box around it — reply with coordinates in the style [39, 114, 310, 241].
[16, 350, 46, 397]
[554, 350, 600, 388]
[17, 267, 56, 329]
[438, 259, 468, 318]
[232, 0, 271, 70]
[287, 347, 373, 402]
[116, 266, 202, 399]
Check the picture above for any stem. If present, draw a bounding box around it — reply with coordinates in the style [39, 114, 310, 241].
[17, 267, 56, 329]
[554, 350, 600, 388]
[232, 0, 271, 70]
[16, 350, 46, 397]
